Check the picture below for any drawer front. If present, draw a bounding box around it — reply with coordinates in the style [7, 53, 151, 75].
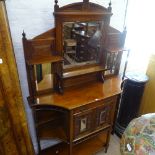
[73, 96, 116, 114]
[73, 109, 93, 139]
[41, 142, 68, 155]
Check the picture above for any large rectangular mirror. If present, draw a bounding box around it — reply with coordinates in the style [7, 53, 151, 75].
[63, 21, 103, 69]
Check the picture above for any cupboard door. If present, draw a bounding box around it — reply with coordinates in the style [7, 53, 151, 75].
[73, 109, 93, 139]
[96, 104, 111, 128]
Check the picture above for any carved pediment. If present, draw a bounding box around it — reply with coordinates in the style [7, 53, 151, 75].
[54, 1, 112, 16]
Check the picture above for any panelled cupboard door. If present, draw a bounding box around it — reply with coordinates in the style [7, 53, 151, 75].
[95, 98, 116, 129]
[95, 104, 111, 128]
[73, 109, 94, 139]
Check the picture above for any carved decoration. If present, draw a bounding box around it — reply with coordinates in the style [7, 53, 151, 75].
[54, 0, 59, 11]
[54, 2, 109, 13]
[108, 1, 112, 12]
[83, 0, 89, 3]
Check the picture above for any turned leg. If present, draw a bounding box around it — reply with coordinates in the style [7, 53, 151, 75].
[69, 142, 73, 155]
[105, 129, 111, 153]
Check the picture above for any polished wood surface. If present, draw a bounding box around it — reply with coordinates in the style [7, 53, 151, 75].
[36, 76, 121, 110]
[27, 55, 63, 65]
[27, 76, 122, 154]
[0, 2, 34, 155]
[63, 65, 106, 78]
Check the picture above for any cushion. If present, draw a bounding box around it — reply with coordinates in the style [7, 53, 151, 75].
[120, 113, 155, 155]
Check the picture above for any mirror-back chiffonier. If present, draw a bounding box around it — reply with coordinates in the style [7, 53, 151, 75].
[22, 0, 126, 154]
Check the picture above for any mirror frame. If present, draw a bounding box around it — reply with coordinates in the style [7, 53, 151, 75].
[54, 1, 113, 70]
[62, 21, 103, 68]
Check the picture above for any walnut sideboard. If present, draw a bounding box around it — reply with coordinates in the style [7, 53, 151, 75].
[30, 76, 121, 155]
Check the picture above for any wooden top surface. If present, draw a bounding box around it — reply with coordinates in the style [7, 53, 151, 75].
[27, 55, 63, 65]
[63, 65, 106, 78]
[36, 76, 122, 110]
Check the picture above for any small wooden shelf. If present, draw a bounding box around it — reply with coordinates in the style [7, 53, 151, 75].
[27, 55, 63, 65]
[39, 126, 68, 143]
[63, 65, 106, 79]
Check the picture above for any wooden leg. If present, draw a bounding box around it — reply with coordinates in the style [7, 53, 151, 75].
[111, 94, 121, 134]
[69, 142, 73, 155]
[104, 129, 111, 153]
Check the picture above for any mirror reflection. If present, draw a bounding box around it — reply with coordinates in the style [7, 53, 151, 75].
[35, 63, 53, 91]
[63, 21, 103, 68]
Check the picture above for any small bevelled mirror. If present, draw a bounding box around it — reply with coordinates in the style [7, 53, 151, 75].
[35, 63, 53, 92]
[63, 21, 103, 68]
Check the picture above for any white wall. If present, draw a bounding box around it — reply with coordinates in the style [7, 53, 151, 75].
[125, 0, 155, 73]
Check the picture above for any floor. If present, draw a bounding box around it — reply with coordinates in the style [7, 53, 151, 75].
[96, 134, 121, 155]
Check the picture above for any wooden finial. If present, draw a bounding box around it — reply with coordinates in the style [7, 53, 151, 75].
[22, 30, 26, 38]
[83, 0, 89, 10]
[55, 0, 58, 5]
[108, 1, 112, 12]
[54, 0, 59, 11]
[83, 0, 89, 3]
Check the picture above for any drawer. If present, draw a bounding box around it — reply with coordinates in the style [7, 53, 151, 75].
[73, 109, 94, 139]
[41, 142, 68, 155]
[73, 96, 116, 114]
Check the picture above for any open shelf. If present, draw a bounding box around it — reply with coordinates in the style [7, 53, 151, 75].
[63, 65, 106, 79]
[27, 55, 63, 65]
[73, 131, 107, 155]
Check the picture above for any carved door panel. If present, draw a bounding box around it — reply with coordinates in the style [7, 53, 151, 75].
[95, 104, 111, 129]
[73, 109, 93, 139]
